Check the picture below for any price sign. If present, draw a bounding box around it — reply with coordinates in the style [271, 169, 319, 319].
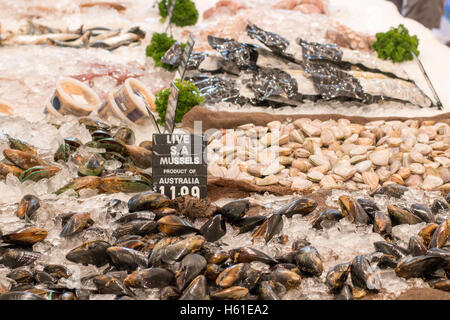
[152, 133, 207, 199]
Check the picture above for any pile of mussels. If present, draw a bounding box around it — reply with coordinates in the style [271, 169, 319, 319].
[0, 181, 448, 300]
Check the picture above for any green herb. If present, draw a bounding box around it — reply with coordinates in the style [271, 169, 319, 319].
[158, 0, 199, 27]
[155, 79, 205, 125]
[145, 32, 186, 71]
[372, 24, 419, 63]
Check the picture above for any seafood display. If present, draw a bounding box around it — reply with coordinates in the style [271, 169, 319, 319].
[185, 22, 435, 109]
[0, 0, 449, 301]
[0, 21, 145, 51]
[206, 118, 450, 192]
[0, 182, 447, 300]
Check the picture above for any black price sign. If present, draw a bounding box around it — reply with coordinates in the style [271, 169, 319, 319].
[152, 134, 207, 199]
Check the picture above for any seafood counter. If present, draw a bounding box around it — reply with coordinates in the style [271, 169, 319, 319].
[0, 0, 449, 301]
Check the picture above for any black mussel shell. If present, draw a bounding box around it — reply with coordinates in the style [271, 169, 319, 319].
[219, 199, 249, 223]
[128, 191, 170, 213]
[176, 254, 207, 291]
[350, 255, 381, 291]
[387, 205, 423, 225]
[374, 241, 408, 260]
[17, 195, 40, 220]
[160, 286, 180, 300]
[0, 248, 40, 268]
[357, 198, 380, 221]
[395, 255, 447, 279]
[93, 275, 135, 297]
[371, 184, 408, 198]
[125, 268, 174, 289]
[408, 236, 428, 256]
[310, 209, 344, 230]
[410, 204, 434, 223]
[179, 275, 209, 300]
[211, 286, 249, 300]
[428, 219, 449, 249]
[273, 198, 317, 218]
[65, 240, 111, 267]
[373, 211, 392, 237]
[326, 263, 351, 292]
[0, 291, 46, 300]
[338, 196, 370, 225]
[106, 247, 147, 271]
[157, 215, 199, 236]
[334, 284, 353, 300]
[431, 199, 449, 215]
[258, 281, 280, 300]
[294, 246, 323, 277]
[229, 247, 277, 266]
[376, 254, 398, 269]
[251, 214, 283, 243]
[233, 215, 266, 234]
[270, 266, 302, 290]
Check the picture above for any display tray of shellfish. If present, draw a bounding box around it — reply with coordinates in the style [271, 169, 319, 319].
[0, 0, 449, 302]
[0, 111, 448, 300]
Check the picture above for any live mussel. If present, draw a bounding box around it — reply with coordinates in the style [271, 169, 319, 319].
[16, 195, 40, 220]
[93, 275, 135, 297]
[65, 240, 111, 267]
[2, 227, 48, 246]
[124, 268, 174, 289]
